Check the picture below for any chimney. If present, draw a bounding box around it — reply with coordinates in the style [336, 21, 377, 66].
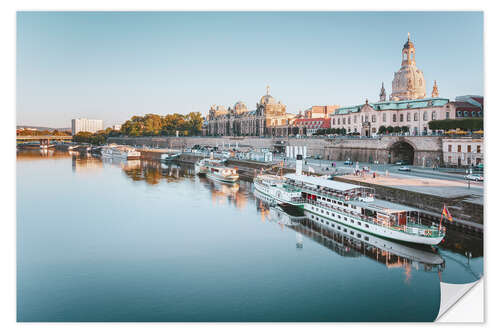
[296, 154, 303, 176]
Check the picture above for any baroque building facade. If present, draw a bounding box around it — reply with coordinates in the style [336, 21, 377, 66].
[329, 34, 482, 136]
[205, 86, 297, 136]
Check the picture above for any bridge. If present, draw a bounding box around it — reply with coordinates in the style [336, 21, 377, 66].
[17, 135, 73, 147]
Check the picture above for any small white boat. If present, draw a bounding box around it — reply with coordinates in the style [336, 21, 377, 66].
[101, 144, 140, 160]
[161, 152, 181, 161]
[195, 158, 239, 183]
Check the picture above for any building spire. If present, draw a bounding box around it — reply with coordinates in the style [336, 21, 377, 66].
[408, 32, 410, 41]
[379, 82, 386, 102]
[431, 80, 439, 98]
[266, 85, 270, 95]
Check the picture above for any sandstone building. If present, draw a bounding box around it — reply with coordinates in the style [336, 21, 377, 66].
[329, 34, 483, 137]
[205, 86, 296, 136]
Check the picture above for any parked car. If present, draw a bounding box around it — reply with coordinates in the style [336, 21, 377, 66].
[344, 160, 353, 165]
[464, 174, 484, 181]
[398, 166, 411, 172]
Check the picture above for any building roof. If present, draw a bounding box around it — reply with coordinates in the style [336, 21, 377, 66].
[294, 118, 330, 129]
[335, 97, 450, 115]
[451, 101, 482, 112]
[285, 173, 365, 192]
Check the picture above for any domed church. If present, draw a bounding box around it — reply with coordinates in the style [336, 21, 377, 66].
[205, 86, 296, 136]
[390, 33, 426, 101]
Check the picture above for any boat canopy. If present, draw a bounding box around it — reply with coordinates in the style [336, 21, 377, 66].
[284, 173, 366, 192]
[356, 198, 420, 215]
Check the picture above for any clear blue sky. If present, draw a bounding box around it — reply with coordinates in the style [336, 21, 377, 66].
[17, 11, 483, 128]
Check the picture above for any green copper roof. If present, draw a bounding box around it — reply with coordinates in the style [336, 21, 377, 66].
[335, 97, 450, 115]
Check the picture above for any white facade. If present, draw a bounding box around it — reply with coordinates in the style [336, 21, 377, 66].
[442, 138, 483, 167]
[112, 124, 121, 131]
[71, 118, 104, 135]
[330, 98, 455, 136]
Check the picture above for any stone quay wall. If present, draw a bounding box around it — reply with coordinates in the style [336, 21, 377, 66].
[108, 135, 443, 166]
[336, 176, 483, 232]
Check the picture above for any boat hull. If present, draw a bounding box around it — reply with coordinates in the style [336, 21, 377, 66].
[301, 210, 444, 265]
[207, 172, 239, 183]
[102, 152, 140, 160]
[301, 203, 444, 245]
[253, 179, 444, 246]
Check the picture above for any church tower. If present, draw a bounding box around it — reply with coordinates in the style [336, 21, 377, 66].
[390, 33, 426, 101]
[379, 82, 386, 102]
[401, 32, 416, 67]
[431, 80, 439, 98]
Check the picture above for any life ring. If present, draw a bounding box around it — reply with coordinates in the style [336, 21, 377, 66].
[424, 230, 431, 236]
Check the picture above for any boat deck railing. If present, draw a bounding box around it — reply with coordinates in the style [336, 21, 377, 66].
[305, 199, 445, 238]
[285, 183, 371, 204]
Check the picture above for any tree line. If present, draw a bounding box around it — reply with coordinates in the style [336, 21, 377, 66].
[72, 112, 204, 144]
[377, 125, 410, 134]
[17, 129, 71, 136]
[120, 113, 203, 137]
[428, 118, 483, 131]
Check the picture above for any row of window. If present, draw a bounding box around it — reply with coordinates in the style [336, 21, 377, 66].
[332, 111, 447, 126]
[456, 111, 482, 117]
[447, 144, 482, 153]
[309, 208, 371, 232]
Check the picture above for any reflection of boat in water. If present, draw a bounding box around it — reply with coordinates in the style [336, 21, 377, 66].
[102, 156, 141, 170]
[301, 209, 444, 266]
[205, 177, 240, 195]
[101, 144, 141, 160]
[253, 157, 445, 245]
[265, 205, 306, 227]
[258, 197, 444, 268]
[195, 158, 239, 183]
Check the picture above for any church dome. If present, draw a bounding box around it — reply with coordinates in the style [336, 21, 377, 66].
[390, 33, 426, 101]
[234, 101, 248, 113]
[391, 66, 426, 101]
[260, 94, 276, 105]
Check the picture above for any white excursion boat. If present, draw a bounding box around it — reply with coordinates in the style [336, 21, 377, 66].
[301, 209, 444, 266]
[160, 151, 181, 161]
[195, 158, 239, 183]
[101, 144, 141, 160]
[253, 155, 445, 246]
[263, 205, 444, 266]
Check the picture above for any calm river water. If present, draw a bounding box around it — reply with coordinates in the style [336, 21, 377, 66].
[16, 150, 483, 322]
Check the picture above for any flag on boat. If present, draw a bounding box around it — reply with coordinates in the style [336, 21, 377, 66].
[442, 205, 453, 222]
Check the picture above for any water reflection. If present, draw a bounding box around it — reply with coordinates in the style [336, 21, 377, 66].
[17, 150, 483, 283]
[255, 191, 444, 281]
[101, 158, 194, 185]
[71, 153, 103, 173]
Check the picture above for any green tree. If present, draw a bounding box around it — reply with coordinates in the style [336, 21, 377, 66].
[428, 118, 483, 131]
[185, 112, 203, 135]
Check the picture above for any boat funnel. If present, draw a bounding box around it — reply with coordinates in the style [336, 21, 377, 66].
[210, 151, 214, 159]
[296, 154, 303, 175]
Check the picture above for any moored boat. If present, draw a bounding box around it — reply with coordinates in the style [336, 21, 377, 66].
[253, 155, 445, 245]
[161, 152, 181, 161]
[101, 144, 141, 160]
[195, 158, 239, 183]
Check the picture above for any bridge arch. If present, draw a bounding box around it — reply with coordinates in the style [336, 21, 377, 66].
[388, 139, 416, 165]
